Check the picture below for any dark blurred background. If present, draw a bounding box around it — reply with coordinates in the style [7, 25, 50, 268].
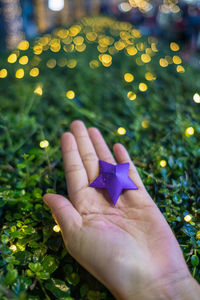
[0, 0, 200, 61]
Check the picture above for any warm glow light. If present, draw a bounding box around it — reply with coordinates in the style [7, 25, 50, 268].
[66, 90, 75, 100]
[19, 56, 29, 65]
[8, 53, 17, 63]
[145, 72, 156, 81]
[185, 127, 194, 137]
[184, 215, 192, 222]
[176, 65, 185, 73]
[127, 91, 136, 100]
[193, 93, 200, 103]
[34, 85, 43, 96]
[139, 83, 147, 92]
[40, 140, 49, 148]
[141, 54, 151, 63]
[117, 127, 126, 135]
[173, 56, 182, 65]
[30, 68, 39, 77]
[170, 42, 180, 51]
[100, 54, 112, 67]
[0, 69, 8, 78]
[126, 46, 137, 56]
[160, 160, 167, 167]
[196, 231, 200, 240]
[124, 73, 134, 82]
[48, 0, 64, 11]
[47, 59, 56, 69]
[15, 68, 24, 79]
[159, 58, 168, 67]
[53, 225, 61, 232]
[118, 2, 132, 12]
[141, 120, 149, 128]
[9, 245, 17, 251]
[18, 40, 29, 50]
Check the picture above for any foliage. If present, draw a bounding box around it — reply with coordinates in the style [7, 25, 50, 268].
[0, 16, 200, 299]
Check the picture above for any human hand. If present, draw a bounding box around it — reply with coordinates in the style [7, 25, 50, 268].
[43, 121, 199, 300]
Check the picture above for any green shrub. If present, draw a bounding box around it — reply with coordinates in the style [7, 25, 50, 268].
[0, 16, 199, 299]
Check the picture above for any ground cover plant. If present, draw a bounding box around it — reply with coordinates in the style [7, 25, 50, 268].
[0, 16, 200, 300]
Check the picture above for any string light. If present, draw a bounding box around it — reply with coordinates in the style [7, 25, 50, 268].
[176, 65, 185, 73]
[139, 83, 147, 92]
[160, 160, 167, 167]
[40, 140, 49, 148]
[0, 69, 8, 78]
[141, 120, 149, 128]
[173, 56, 182, 65]
[159, 58, 168, 67]
[170, 42, 180, 51]
[193, 93, 200, 103]
[34, 85, 43, 96]
[53, 225, 61, 232]
[30, 68, 39, 77]
[124, 73, 134, 82]
[127, 91, 136, 100]
[126, 46, 137, 56]
[66, 90, 75, 100]
[8, 53, 17, 63]
[141, 54, 151, 63]
[19, 56, 29, 65]
[15, 68, 24, 79]
[18, 40, 29, 51]
[185, 127, 194, 137]
[117, 127, 126, 135]
[184, 215, 192, 222]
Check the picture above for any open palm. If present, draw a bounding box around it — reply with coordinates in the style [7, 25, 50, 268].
[43, 121, 192, 300]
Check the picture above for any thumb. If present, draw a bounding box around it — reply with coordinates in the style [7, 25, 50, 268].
[43, 193, 82, 238]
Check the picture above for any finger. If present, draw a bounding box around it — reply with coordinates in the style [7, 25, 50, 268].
[88, 127, 116, 164]
[70, 120, 99, 182]
[43, 194, 82, 241]
[61, 132, 88, 198]
[113, 143, 144, 189]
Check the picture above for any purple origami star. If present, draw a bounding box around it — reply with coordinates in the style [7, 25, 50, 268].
[89, 160, 138, 205]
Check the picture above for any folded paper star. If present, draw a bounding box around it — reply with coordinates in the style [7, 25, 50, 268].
[89, 160, 138, 205]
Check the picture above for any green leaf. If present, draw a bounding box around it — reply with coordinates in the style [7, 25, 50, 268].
[42, 255, 58, 274]
[191, 255, 199, 267]
[5, 269, 18, 286]
[45, 278, 70, 298]
[28, 262, 42, 273]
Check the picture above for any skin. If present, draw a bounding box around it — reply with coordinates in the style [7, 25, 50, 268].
[43, 120, 200, 300]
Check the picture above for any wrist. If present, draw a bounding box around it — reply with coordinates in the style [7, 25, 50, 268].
[113, 272, 200, 300]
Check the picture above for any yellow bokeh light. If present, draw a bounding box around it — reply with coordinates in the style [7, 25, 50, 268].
[141, 120, 149, 128]
[0, 69, 8, 78]
[170, 42, 180, 51]
[159, 58, 168, 67]
[139, 83, 147, 92]
[145, 72, 156, 81]
[30, 68, 39, 77]
[124, 73, 134, 82]
[15, 68, 24, 79]
[117, 127, 126, 135]
[9, 245, 17, 251]
[114, 40, 125, 51]
[40, 140, 49, 148]
[8, 53, 17, 63]
[18, 40, 29, 50]
[141, 54, 151, 63]
[67, 59, 77, 68]
[184, 215, 192, 222]
[53, 225, 61, 232]
[89, 60, 100, 69]
[34, 85, 43, 96]
[47, 59, 56, 69]
[160, 160, 167, 167]
[185, 127, 194, 137]
[100, 54, 112, 67]
[86, 32, 97, 42]
[73, 36, 84, 45]
[173, 56, 182, 65]
[19, 56, 29, 65]
[196, 231, 200, 240]
[127, 91, 136, 100]
[126, 46, 137, 56]
[176, 65, 185, 73]
[193, 93, 200, 103]
[33, 44, 43, 55]
[66, 90, 75, 100]
[75, 44, 86, 52]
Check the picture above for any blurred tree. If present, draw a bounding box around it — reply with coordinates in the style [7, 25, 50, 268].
[0, 0, 24, 49]
[33, 0, 48, 33]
